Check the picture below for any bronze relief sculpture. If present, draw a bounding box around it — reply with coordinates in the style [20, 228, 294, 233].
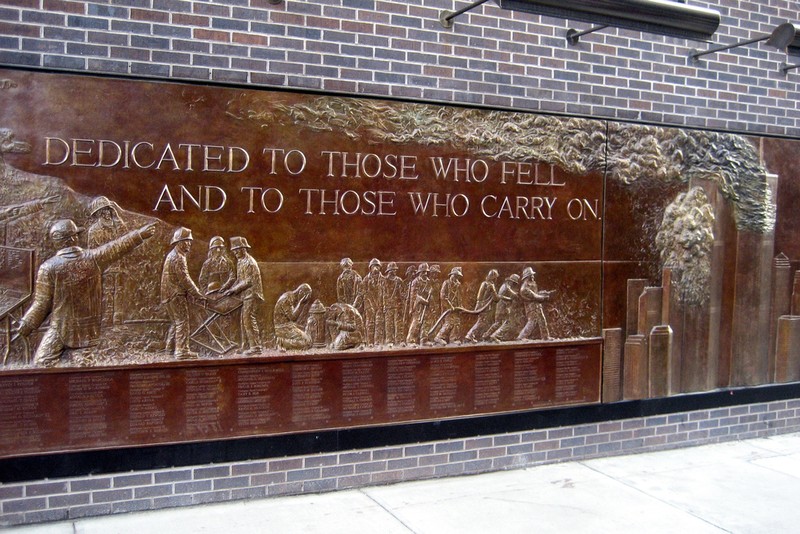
[0, 68, 795, 458]
[0, 68, 784, 392]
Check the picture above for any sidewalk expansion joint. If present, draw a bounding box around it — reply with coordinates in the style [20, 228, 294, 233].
[359, 489, 418, 533]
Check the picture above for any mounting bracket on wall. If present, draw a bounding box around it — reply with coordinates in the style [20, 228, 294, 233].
[566, 25, 609, 45]
[689, 22, 799, 62]
[440, 0, 491, 29]
[439, 0, 720, 41]
[780, 62, 800, 75]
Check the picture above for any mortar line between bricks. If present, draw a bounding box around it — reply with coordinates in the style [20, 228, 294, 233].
[359, 489, 418, 534]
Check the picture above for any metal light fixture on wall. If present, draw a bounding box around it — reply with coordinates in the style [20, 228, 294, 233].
[440, 0, 720, 41]
[689, 22, 799, 61]
[780, 62, 800, 75]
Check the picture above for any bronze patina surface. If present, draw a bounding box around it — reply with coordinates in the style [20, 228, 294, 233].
[0, 70, 605, 366]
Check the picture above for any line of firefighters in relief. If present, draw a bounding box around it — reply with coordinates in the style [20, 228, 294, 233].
[173, 228, 557, 358]
[12, 195, 555, 365]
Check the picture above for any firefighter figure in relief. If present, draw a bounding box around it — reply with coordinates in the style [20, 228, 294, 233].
[160, 227, 206, 360]
[15, 219, 156, 366]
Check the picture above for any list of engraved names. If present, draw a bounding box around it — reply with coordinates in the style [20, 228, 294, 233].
[341, 360, 375, 419]
[555, 347, 589, 401]
[68, 374, 113, 442]
[474, 353, 502, 409]
[292, 363, 330, 424]
[237, 366, 283, 427]
[129, 372, 171, 436]
[185, 369, 224, 435]
[387, 357, 420, 416]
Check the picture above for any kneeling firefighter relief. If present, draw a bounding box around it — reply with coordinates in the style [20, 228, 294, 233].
[0, 67, 797, 429]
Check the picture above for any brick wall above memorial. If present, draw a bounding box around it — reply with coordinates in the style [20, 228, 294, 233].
[0, 0, 798, 136]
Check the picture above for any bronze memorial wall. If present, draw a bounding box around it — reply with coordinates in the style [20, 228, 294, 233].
[0, 67, 796, 459]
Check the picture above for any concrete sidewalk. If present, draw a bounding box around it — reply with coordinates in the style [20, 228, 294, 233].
[11, 432, 800, 533]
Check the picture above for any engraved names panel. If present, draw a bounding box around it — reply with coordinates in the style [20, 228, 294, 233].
[0, 376, 46, 450]
[341, 359, 379, 421]
[291, 362, 333, 427]
[0, 341, 602, 457]
[236, 365, 288, 430]
[428, 355, 469, 413]
[184, 368, 227, 437]
[474, 352, 503, 410]
[386, 356, 423, 419]
[512, 350, 547, 407]
[129, 371, 174, 438]
[555, 345, 601, 403]
[67, 373, 117, 444]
